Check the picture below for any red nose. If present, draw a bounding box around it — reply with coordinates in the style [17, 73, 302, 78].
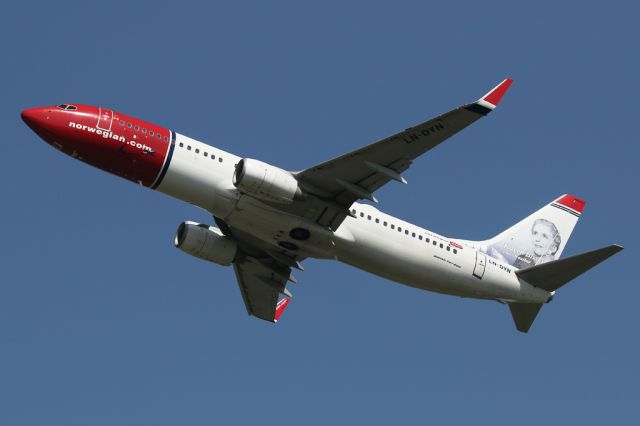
[21, 107, 49, 131]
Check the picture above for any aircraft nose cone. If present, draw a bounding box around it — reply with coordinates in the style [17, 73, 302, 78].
[21, 107, 47, 130]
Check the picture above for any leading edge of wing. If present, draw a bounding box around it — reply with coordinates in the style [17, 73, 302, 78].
[290, 78, 514, 231]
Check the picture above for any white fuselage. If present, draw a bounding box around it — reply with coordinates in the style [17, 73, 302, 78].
[157, 132, 551, 304]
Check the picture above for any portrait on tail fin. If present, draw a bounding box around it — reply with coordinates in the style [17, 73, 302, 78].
[488, 217, 562, 268]
[461, 195, 584, 270]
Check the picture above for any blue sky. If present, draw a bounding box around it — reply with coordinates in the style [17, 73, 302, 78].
[2, 1, 637, 424]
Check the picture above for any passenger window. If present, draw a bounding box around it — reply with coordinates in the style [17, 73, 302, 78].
[149, 131, 154, 136]
[391, 224, 395, 229]
[433, 241, 437, 246]
[453, 249, 458, 254]
[135, 125, 140, 131]
[426, 238, 430, 243]
[446, 246, 451, 251]
[418, 235, 423, 240]
[187, 145, 191, 151]
[383, 221, 387, 226]
[367, 215, 371, 220]
[157, 133, 161, 139]
[164, 137, 169, 142]
[405, 230, 409, 235]
[127, 123, 132, 128]
[219, 158, 223, 162]
[375, 218, 379, 223]
[119, 120, 125, 126]
[360, 212, 364, 218]
[398, 227, 402, 232]
[211, 155, 216, 160]
[142, 128, 147, 133]
[179, 142, 183, 147]
[195, 148, 200, 154]
[204, 152, 208, 157]
[412, 232, 416, 237]
[440, 243, 444, 248]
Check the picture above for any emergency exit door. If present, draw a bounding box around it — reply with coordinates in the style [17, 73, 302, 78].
[473, 251, 487, 279]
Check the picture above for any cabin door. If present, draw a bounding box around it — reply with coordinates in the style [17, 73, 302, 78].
[96, 107, 114, 132]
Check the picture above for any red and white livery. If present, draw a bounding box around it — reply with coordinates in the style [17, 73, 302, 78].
[21, 79, 622, 332]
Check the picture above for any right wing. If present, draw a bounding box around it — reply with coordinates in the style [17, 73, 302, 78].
[215, 217, 300, 323]
[233, 254, 293, 322]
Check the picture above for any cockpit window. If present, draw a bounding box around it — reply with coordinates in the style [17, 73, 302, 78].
[56, 104, 77, 111]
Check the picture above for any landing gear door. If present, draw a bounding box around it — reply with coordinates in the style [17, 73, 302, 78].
[96, 107, 114, 132]
[473, 251, 486, 279]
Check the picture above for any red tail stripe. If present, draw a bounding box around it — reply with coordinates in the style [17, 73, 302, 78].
[554, 194, 586, 213]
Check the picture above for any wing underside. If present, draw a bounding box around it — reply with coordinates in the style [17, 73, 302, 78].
[216, 217, 299, 322]
[277, 78, 514, 231]
[214, 79, 513, 322]
[233, 254, 293, 322]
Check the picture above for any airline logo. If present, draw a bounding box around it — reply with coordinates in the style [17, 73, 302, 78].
[551, 194, 585, 217]
[68, 121, 155, 155]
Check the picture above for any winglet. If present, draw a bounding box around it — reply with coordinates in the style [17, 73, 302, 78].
[274, 297, 291, 322]
[468, 78, 513, 115]
[481, 78, 513, 107]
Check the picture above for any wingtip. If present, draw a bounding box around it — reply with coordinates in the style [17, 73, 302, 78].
[274, 297, 291, 322]
[480, 78, 514, 108]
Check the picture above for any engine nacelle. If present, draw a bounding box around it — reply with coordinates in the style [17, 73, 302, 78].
[174, 221, 237, 266]
[232, 158, 301, 204]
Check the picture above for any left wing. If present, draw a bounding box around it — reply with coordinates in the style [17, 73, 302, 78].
[293, 78, 513, 230]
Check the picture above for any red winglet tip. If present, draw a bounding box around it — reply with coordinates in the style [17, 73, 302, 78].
[482, 78, 514, 107]
[274, 297, 291, 322]
[555, 194, 586, 213]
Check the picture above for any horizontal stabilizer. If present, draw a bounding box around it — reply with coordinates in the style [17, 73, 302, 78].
[516, 244, 623, 292]
[508, 303, 543, 333]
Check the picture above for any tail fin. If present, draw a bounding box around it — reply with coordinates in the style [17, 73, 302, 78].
[466, 195, 586, 269]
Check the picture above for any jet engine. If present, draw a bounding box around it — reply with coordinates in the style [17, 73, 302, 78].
[232, 158, 302, 204]
[174, 221, 237, 266]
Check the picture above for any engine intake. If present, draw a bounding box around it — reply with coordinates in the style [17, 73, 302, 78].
[174, 221, 237, 266]
[233, 158, 302, 204]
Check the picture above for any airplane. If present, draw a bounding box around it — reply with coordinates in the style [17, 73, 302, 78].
[21, 78, 623, 332]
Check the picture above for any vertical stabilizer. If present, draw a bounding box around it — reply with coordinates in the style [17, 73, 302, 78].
[462, 195, 585, 269]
